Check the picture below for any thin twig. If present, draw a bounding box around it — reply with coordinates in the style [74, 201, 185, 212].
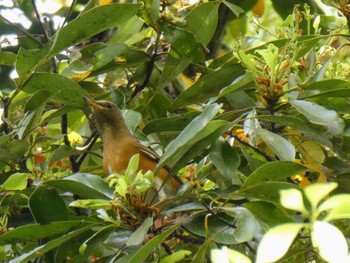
[0, 14, 43, 46]
[31, 0, 49, 41]
[61, 0, 77, 28]
[76, 130, 99, 168]
[131, 31, 161, 99]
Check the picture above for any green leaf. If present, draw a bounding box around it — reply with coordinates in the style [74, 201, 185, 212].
[143, 115, 189, 134]
[49, 3, 140, 56]
[22, 73, 88, 106]
[45, 173, 114, 200]
[306, 79, 350, 98]
[49, 145, 81, 163]
[318, 194, 350, 221]
[304, 182, 338, 211]
[2, 173, 28, 191]
[290, 99, 344, 137]
[156, 103, 221, 170]
[244, 201, 294, 227]
[128, 226, 177, 263]
[79, 225, 115, 254]
[223, 1, 245, 17]
[184, 2, 220, 45]
[69, 199, 112, 209]
[218, 72, 254, 99]
[126, 217, 153, 246]
[219, 207, 258, 243]
[0, 140, 29, 162]
[173, 62, 245, 108]
[312, 221, 349, 263]
[159, 250, 192, 263]
[24, 89, 52, 112]
[16, 47, 49, 79]
[184, 208, 257, 245]
[93, 43, 128, 69]
[240, 182, 300, 204]
[138, 0, 160, 29]
[29, 186, 69, 224]
[192, 240, 215, 263]
[0, 221, 90, 245]
[211, 246, 252, 263]
[209, 138, 241, 184]
[18, 99, 47, 139]
[9, 224, 95, 263]
[157, 50, 192, 89]
[162, 25, 205, 62]
[258, 115, 332, 147]
[256, 44, 279, 72]
[0, 51, 16, 66]
[256, 129, 296, 161]
[280, 188, 307, 214]
[242, 161, 307, 188]
[256, 223, 303, 263]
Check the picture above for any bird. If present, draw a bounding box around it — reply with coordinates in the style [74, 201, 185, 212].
[83, 97, 181, 199]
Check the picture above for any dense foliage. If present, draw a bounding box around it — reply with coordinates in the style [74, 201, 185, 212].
[1, 0, 350, 262]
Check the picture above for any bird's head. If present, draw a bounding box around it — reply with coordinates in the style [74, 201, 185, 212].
[83, 97, 128, 136]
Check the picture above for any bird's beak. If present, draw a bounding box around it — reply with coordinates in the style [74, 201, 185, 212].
[83, 96, 103, 110]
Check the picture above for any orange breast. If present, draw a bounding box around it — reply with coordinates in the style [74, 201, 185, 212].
[102, 135, 180, 194]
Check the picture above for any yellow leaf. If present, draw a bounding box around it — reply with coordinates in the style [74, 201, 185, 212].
[70, 70, 92, 81]
[99, 0, 113, 5]
[115, 56, 126, 63]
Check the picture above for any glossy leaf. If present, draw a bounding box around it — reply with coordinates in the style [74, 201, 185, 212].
[128, 226, 177, 263]
[184, 208, 257, 245]
[0, 221, 91, 245]
[126, 217, 153, 246]
[290, 99, 344, 136]
[244, 201, 294, 227]
[10, 224, 95, 263]
[258, 115, 332, 147]
[69, 199, 112, 209]
[173, 62, 245, 108]
[29, 186, 69, 224]
[49, 4, 140, 56]
[240, 182, 300, 204]
[156, 103, 221, 170]
[242, 161, 307, 188]
[79, 225, 115, 254]
[45, 173, 114, 200]
[256, 129, 296, 161]
[209, 138, 241, 183]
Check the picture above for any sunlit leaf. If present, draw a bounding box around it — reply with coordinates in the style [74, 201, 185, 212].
[256, 223, 303, 263]
[304, 182, 338, 210]
[211, 246, 252, 263]
[2, 173, 28, 191]
[290, 99, 344, 136]
[312, 221, 348, 263]
[256, 129, 296, 161]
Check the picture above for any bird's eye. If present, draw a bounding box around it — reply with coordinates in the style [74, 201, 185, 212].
[106, 103, 114, 109]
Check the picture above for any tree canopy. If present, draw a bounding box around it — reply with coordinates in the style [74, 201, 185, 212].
[1, 0, 350, 262]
